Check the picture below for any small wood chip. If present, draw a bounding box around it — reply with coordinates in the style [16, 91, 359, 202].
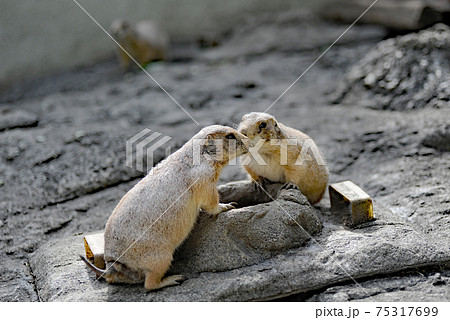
[329, 181, 374, 226]
[84, 233, 105, 269]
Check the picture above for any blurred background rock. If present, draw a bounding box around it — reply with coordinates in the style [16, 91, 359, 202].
[0, 0, 332, 91]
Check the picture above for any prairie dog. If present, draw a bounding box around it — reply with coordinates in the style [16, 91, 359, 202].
[238, 112, 328, 204]
[110, 19, 169, 70]
[81, 125, 250, 291]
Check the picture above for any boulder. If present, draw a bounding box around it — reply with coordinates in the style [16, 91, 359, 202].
[0, 108, 38, 131]
[422, 124, 450, 151]
[79, 184, 323, 275]
[333, 24, 450, 110]
[171, 186, 322, 274]
[322, 0, 450, 31]
[29, 181, 450, 301]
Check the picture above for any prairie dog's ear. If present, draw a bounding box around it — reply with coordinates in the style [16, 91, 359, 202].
[274, 122, 281, 133]
[205, 133, 215, 142]
[202, 133, 221, 158]
[204, 133, 217, 149]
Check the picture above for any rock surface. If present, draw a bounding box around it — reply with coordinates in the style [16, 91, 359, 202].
[301, 269, 450, 302]
[333, 24, 450, 110]
[171, 187, 322, 274]
[29, 199, 450, 301]
[422, 124, 450, 151]
[321, 0, 450, 31]
[1, 10, 449, 301]
[0, 108, 38, 131]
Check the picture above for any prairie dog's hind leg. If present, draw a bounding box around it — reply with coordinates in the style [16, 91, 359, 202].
[143, 255, 185, 291]
[203, 202, 237, 218]
[144, 273, 186, 291]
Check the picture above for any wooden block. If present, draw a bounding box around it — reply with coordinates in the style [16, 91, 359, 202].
[83, 232, 105, 269]
[329, 181, 374, 226]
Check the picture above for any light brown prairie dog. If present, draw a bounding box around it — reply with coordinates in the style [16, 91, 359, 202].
[80, 125, 250, 291]
[238, 112, 328, 204]
[110, 19, 169, 70]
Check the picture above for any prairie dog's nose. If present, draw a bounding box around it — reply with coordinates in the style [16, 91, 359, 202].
[240, 135, 252, 149]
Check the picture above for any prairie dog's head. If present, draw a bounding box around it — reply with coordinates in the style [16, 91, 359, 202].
[194, 125, 251, 165]
[238, 112, 283, 143]
[110, 19, 136, 40]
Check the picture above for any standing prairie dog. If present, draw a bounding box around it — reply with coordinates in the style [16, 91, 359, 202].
[80, 125, 250, 291]
[110, 19, 169, 70]
[238, 112, 328, 204]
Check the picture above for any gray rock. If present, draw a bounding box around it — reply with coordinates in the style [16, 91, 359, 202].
[29, 200, 450, 301]
[304, 269, 450, 302]
[171, 187, 322, 274]
[422, 124, 450, 151]
[200, 10, 385, 61]
[0, 108, 38, 131]
[218, 180, 282, 207]
[321, 0, 449, 31]
[0, 256, 37, 302]
[333, 24, 450, 110]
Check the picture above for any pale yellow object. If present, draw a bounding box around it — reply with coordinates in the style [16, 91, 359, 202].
[83, 233, 105, 269]
[329, 180, 374, 226]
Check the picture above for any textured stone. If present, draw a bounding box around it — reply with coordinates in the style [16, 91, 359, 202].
[200, 10, 385, 61]
[322, 0, 449, 31]
[303, 269, 450, 302]
[80, 184, 322, 275]
[422, 124, 450, 151]
[333, 24, 450, 110]
[218, 180, 282, 207]
[29, 201, 450, 301]
[172, 187, 322, 274]
[0, 108, 38, 131]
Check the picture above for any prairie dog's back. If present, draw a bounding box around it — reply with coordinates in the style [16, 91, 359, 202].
[83, 125, 250, 291]
[104, 144, 207, 263]
[279, 123, 310, 142]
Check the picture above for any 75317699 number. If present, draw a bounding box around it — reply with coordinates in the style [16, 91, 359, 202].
[376, 307, 438, 317]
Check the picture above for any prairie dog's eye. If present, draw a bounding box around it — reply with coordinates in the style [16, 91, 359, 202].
[225, 133, 236, 139]
[259, 122, 267, 130]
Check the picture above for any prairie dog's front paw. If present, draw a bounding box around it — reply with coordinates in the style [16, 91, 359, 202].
[218, 202, 237, 212]
[204, 202, 237, 218]
[281, 182, 300, 190]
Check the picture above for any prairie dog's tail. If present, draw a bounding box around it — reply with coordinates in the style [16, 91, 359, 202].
[79, 255, 111, 279]
[79, 255, 143, 284]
